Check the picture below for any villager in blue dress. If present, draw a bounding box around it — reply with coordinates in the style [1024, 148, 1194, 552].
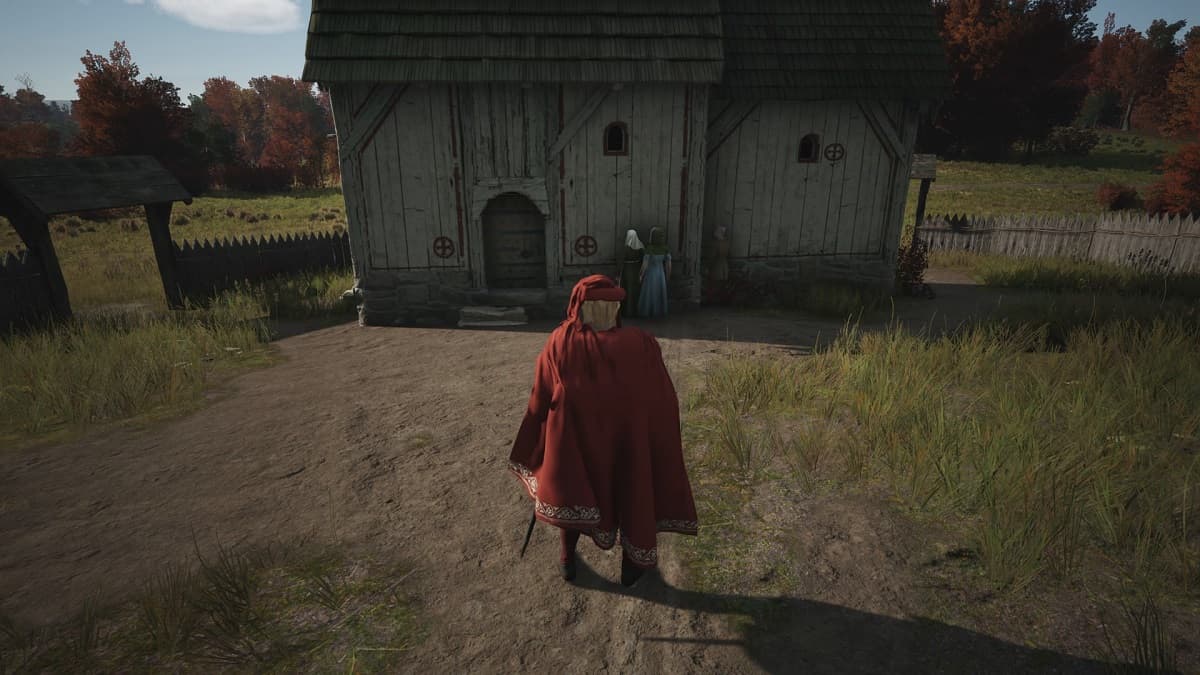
[638, 227, 671, 318]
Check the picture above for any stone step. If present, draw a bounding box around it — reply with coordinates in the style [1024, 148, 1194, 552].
[457, 305, 528, 328]
[465, 288, 548, 307]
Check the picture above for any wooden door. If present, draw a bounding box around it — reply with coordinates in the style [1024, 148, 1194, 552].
[482, 193, 546, 289]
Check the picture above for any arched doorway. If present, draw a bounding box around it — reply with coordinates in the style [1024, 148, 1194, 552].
[481, 192, 546, 289]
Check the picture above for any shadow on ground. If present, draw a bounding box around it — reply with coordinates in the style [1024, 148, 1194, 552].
[450, 279, 1023, 354]
[570, 559, 1113, 675]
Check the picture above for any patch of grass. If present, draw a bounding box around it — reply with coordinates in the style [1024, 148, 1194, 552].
[682, 307, 1200, 606]
[0, 292, 272, 444]
[929, 250, 1200, 301]
[0, 540, 424, 673]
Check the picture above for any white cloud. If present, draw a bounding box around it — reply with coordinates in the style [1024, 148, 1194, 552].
[125, 0, 146, 5]
[150, 0, 302, 34]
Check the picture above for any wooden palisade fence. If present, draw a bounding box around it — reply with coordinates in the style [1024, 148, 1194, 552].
[916, 212, 1200, 274]
[170, 230, 352, 300]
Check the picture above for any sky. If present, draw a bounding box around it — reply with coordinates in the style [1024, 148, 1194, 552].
[1, 0, 1199, 103]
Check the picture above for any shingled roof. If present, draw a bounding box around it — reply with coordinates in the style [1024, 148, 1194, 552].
[716, 0, 949, 100]
[302, 0, 724, 83]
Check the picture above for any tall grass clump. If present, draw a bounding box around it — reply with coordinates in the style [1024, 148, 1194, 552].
[237, 269, 357, 320]
[0, 292, 270, 441]
[689, 314, 1200, 595]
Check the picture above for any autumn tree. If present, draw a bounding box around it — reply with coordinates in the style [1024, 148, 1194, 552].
[0, 79, 75, 158]
[1088, 17, 1187, 131]
[1162, 30, 1200, 137]
[70, 41, 208, 190]
[249, 75, 329, 186]
[923, 0, 1098, 159]
[196, 75, 335, 189]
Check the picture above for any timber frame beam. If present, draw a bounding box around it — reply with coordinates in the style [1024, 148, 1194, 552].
[545, 84, 612, 163]
[339, 84, 409, 161]
[705, 100, 759, 159]
[859, 100, 905, 161]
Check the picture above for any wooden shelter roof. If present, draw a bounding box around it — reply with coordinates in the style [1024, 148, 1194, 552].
[302, 0, 724, 83]
[0, 156, 192, 221]
[715, 0, 950, 100]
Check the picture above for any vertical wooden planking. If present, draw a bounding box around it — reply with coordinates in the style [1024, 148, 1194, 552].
[614, 85, 634, 260]
[703, 137, 721, 239]
[363, 112, 392, 269]
[731, 106, 760, 259]
[662, 86, 683, 251]
[836, 103, 866, 254]
[799, 103, 831, 255]
[821, 102, 847, 253]
[395, 88, 433, 269]
[748, 102, 779, 258]
[507, 85, 525, 177]
[664, 86, 683, 236]
[879, 101, 918, 263]
[525, 87, 546, 179]
[489, 85, 507, 180]
[628, 84, 652, 232]
[593, 90, 621, 261]
[563, 85, 587, 265]
[866, 103, 897, 255]
[427, 84, 459, 270]
[854, 113, 885, 254]
[472, 84, 495, 179]
[787, 102, 816, 254]
[330, 85, 370, 273]
[765, 102, 793, 257]
[685, 85, 709, 284]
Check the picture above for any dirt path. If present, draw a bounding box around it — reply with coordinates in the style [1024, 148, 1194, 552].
[0, 279, 1117, 673]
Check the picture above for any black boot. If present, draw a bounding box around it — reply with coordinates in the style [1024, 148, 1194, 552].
[559, 528, 580, 582]
[620, 554, 646, 587]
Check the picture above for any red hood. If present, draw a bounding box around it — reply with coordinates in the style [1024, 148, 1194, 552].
[565, 274, 626, 326]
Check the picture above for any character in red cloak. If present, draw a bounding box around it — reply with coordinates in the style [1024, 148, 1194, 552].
[508, 274, 698, 586]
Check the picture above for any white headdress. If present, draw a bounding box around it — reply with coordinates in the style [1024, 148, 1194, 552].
[624, 229, 644, 249]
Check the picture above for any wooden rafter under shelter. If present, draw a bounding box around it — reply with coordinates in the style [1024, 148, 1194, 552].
[0, 155, 193, 320]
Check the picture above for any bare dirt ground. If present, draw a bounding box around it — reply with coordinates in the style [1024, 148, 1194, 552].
[0, 275, 1179, 673]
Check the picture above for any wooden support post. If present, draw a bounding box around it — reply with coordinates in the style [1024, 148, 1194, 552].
[145, 202, 184, 309]
[8, 210, 72, 321]
[913, 178, 932, 245]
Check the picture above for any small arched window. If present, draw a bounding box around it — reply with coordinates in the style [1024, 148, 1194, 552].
[798, 134, 821, 163]
[604, 122, 628, 156]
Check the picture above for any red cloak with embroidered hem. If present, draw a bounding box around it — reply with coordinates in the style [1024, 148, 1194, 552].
[508, 274, 698, 568]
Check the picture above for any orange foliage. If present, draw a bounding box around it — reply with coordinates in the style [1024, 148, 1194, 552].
[1145, 143, 1200, 215]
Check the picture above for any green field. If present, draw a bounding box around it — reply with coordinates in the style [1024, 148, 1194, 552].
[902, 130, 1188, 221]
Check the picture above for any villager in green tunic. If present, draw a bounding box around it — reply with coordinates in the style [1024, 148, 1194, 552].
[619, 228, 645, 317]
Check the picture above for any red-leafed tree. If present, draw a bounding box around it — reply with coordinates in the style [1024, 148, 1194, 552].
[196, 75, 334, 189]
[201, 76, 267, 166]
[71, 41, 206, 190]
[1088, 17, 1187, 131]
[1163, 33, 1200, 138]
[1146, 143, 1200, 216]
[922, 0, 1098, 159]
[249, 75, 327, 186]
